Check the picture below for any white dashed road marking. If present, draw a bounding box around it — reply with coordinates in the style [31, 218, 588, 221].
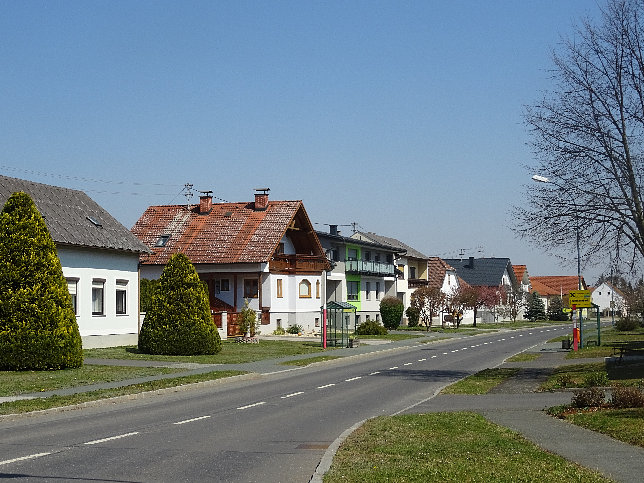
[389, 366, 399, 370]
[0, 453, 51, 466]
[174, 416, 211, 425]
[318, 383, 335, 389]
[369, 371, 380, 375]
[84, 432, 139, 445]
[237, 402, 266, 410]
[281, 392, 304, 399]
[345, 376, 362, 382]
[404, 363, 413, 366]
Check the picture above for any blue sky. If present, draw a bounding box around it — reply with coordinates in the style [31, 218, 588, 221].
[0, 1, 606, 281]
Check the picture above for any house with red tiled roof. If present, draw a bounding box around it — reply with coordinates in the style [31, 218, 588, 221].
[529, 275, 587, 312]
[512, 265, 531, 294]
[132, 190, 330, 336]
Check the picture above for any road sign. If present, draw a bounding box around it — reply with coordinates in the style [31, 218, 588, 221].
[569, 290, 592, 308]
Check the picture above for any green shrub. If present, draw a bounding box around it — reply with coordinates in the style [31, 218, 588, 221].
[615, 317, 638, 331]
[286, 324, 303, 334]
[0, 192, 82, 370]
[138, 253, 221, 355]
[273, 327, 286, 335]
[555, 373, 575, 388]
[405, 306, 420, 327]
[139, 278, 159, 313]
[355, 320, 387, 336]
[380, 296, 404, 330]
[583, 371, 609, 387]
[238, 299, 258, 336]
[571, 387, 605, 408]
[610, 386, 644, 408]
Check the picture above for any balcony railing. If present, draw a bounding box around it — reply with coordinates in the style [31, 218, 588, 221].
[345, 259, 395, 276]
[270, 254, 328, 273]
[408, 278, 430, 288]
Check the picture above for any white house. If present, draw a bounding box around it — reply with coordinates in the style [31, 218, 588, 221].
[132, 190, 330, 336]
[592, 282, 626, 317]
[0, 175, 150, 347]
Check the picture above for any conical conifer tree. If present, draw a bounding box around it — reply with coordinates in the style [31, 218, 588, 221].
[0, 192, 83, 370]
[138, 253, 222, 355]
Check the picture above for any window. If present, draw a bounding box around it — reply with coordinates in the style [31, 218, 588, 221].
[221, 279, 230, 291]
[376, 281, 381, 300]
[67, 279, 78, 315]
[215, 280, 221, 294]
[348, 248, 358, 260]
[376, 314, 380, 322]
[299, 279, 311, 298]
[155, 234, 170, 247]
[386, 254, 393, 264]
[315, 317, 320, 327]
[316, 280, 320, 298]
[375, 253, 380, 262]
[244, 279, 259, 298]
[398, 265, 405, 279]
[364, 251, 371, 261]
[365, 281, 371, 300]
[347, 281, 359, 301]
[277, 279, 283, 298]
[410, 266, 416, 279]
[276, 243, 285, 254]
[116, 280, 127, 315]
[92, 280, 104, 316]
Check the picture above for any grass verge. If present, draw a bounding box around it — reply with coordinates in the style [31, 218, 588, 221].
[549, 407, 644, 448]
[566, 326, 644, 359]
[0, 370, 245, 415]
[440, 368, 520, 395]
[506, 352, 542, 362]
[84, 339, 331, 364]
[540, 361, 644, 391]
[0, 365, 185, 397]
[280, 355, 341, 366]
[324, 412, 610, 482]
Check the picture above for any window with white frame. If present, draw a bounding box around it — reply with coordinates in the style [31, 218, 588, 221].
[116, 280, 128, 315]
[365, 281, 371, 300]
[299, 279, 311, 298]
[92, 280, 105, 316]
[347, 281, 359, 301]
[67, 278, 78, 315]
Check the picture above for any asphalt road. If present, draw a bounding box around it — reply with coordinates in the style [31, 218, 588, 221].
[0, 326, 569, 482]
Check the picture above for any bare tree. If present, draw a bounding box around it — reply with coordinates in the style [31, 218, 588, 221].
[515, 0, 644, 271]
[410, 286, 445, 331]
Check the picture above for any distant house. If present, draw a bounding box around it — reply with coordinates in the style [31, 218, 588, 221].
[132, 190, 330, 335]
[591, 282, 625, 317]
[427, 257, 474, 325]
[0, 175, 150, 347]
[350, 231, 430, 321]
[512, 265, 531, 295]
[528, 275, 587, 313]
[442, 257, 518, 323]
[316, 226, 400, 325]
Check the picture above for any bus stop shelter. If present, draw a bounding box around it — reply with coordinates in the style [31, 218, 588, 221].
[322, 301, 356, 347]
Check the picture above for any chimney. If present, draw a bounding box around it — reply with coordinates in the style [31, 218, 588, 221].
[254, 188, 270, 211]
[329, 224, 338, 236]
[199, 191, 213, 214]
[468, 256, 475, 268]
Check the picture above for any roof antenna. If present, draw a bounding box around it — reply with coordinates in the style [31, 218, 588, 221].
[183, 183, 194, 206]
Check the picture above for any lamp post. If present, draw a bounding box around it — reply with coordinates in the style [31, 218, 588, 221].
[532, 175, 583, 347]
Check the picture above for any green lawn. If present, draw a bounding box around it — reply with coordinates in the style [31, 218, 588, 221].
[0, 365, 185, 397]
[441, 368, 520, 395]
[324, 412, 610, 482]
[84, 339, 331, 364]
[0, 370, 245, 415]
[506, 352, 542, 362]
[566, 326, 644, 359]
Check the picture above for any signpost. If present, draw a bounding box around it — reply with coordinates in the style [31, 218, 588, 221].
[569, 290, 592, 307]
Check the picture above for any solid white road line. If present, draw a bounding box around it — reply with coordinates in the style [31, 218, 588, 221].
[174, 415, 211, 425]
[84, 432, 139, 445]
[0, 452, 51, 466]
[281, 392, 304, 399]
[237, 402, 266, 410]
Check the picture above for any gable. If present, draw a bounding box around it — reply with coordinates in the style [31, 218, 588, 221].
[443, 257, 516, 288]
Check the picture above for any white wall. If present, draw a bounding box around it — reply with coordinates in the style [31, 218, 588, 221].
[58, 246, 141, 337]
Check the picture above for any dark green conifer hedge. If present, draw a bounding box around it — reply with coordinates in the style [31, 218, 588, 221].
[0, 192, 83, 370]
[138, 253, 222, 355]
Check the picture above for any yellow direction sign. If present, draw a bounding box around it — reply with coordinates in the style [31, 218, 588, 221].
[569, 290, 592, 308]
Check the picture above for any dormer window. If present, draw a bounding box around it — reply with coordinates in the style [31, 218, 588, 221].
[155, 234, 170, 247]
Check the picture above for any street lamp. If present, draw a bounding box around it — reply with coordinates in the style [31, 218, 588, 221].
[531, 175, 584, 346]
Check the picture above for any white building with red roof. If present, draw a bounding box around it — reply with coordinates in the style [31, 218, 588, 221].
[132, 190, 330, 336]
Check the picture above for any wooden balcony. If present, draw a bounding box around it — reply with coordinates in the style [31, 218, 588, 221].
[408, 278, 430, 288]
[270, 254, 328, 274]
